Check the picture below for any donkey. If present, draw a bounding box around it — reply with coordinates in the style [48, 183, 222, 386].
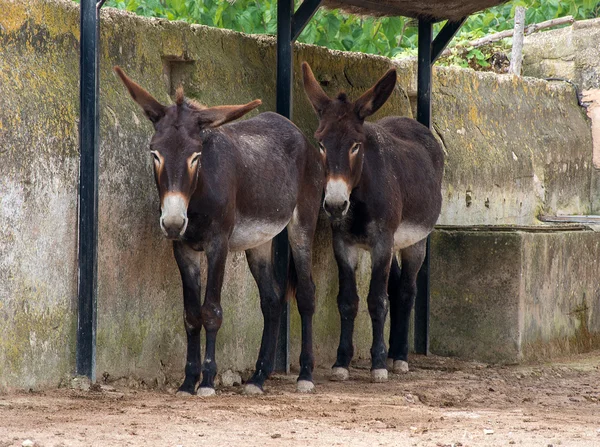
[301, 62, 444, 382]
[115, 67, 323, 395]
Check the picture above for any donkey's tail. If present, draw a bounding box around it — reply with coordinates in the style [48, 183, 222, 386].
[285, 251, 298, 302]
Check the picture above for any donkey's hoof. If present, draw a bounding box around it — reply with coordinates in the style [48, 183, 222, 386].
[197, 387, 216, 397]
[243, 384, 264, 395]
[330, 367, 349, 381]
[371, 368, 388, 383]
[175, 390, 194, 397]
[296, 380, 315, 393]
[393, 360, 409, 374]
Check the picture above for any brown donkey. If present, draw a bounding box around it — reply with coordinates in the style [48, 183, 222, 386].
[115, 67, 323, 395]
[302, 62, 444, 382]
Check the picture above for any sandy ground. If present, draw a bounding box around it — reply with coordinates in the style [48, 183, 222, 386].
[1, 352, 599, 447]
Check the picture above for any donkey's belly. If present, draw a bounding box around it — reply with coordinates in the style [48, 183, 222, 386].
[393, 221, 431, 250]
[229, 216, 290, 252]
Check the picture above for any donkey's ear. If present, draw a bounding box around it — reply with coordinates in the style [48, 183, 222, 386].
[301, 62, 331, 117]
[353, 68, 397, 120]
[195, 100, 262, 128]
[114, 66, 166, 124]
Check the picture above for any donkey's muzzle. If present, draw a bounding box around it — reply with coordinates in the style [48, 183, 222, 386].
[324, 178, 351, 220]
[161, 214, 188, 239]
[160, 193, 189, 239]
[324, 199, 349, 219]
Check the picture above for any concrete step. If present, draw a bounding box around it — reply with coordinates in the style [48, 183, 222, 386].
[430, 225, 600, 364]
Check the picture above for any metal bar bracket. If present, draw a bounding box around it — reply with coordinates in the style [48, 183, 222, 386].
[291, 0, 323, 42]
[431, 17, 468, 64]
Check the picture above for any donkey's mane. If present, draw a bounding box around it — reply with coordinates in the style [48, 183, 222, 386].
[336, 92, 349, 103]
[175, 85, 207, 110]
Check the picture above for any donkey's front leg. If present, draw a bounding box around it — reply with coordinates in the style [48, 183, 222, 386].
[368, 235, 393, 382]
[198, 237, 228, 396]
[244, 241, 283, 395]
[173, 242, 202, 396]
[331, 232, 359, 382]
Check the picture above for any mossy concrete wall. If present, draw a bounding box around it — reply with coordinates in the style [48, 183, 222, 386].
[0, 0, 594, 389]
[430, 227, 600, 363]
[522, 19, 600, 213]
[523, 18, 600, 91]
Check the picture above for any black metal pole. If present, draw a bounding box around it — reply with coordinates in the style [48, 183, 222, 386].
[273, 0, 322, 373]
[416, 20, 433, 127]
[273, 0, 294, 374]
[76, 0, 101, 380]
[414, 19, 433, 355]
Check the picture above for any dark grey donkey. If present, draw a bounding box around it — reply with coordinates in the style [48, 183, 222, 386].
[115, 67, 324, 395]
[301, 62, 444, 382]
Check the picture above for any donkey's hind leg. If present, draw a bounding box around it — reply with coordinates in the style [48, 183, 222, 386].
[387, 254, 402, 371]
[388, 238, 426, 374]
[244, 240, 282, 394]
[367, 235, 394, 382]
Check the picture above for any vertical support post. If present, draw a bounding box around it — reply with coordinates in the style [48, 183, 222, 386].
[416, 20, 433, 127]
[273, 0, 294, 373]
[76, 0, 101, 380]
[414, 19, 433, 355]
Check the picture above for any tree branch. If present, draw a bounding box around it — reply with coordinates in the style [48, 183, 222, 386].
[509, 6, 526, 75]
[440, 15, 575, 59]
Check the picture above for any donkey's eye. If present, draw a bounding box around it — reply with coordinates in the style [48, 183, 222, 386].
[190, 152, 201, 167]
[350, 142, 361, 155]
[318, 142, 326, 154]
[151, 151, 161, 164]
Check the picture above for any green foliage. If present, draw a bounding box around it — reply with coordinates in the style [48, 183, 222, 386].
[97, 0, 600, 65]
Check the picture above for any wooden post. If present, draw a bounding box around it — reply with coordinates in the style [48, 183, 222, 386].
[510, 6, 526, 75]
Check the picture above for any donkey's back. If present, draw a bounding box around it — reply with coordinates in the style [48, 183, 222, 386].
[223, 111, 312, 162]
[212, 112, 320, 253]
[362, 117, 444, 235]
[376, 116, 444, 176]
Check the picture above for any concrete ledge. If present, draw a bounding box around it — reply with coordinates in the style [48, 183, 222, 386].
[430, 226, 600, 363]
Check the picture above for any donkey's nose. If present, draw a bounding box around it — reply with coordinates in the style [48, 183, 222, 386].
[324, 199, 349, 219]
[160, 214, 187, 239]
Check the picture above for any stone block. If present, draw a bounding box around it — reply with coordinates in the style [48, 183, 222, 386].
[431, 227, 600, 363]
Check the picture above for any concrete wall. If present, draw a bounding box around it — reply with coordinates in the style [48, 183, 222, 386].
[523, 17, 600, 213]
[0, 0, 594, 389]
[523, 18, 600, 91]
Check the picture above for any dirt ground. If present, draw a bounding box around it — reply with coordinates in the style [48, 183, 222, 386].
[1, 352, 599, 447]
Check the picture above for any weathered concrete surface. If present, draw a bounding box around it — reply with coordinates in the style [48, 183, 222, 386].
[429, 67, 591, 224]
[430, 227, 600, 363]
[0, 0, 595, 389]
[523, 17, 600, 217]
[0, 0, 80, 389]
[523, 18, 600, 91]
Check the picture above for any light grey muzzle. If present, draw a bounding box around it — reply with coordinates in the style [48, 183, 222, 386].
[160, 194, 189, 239]
[323, 178, 351, 218]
